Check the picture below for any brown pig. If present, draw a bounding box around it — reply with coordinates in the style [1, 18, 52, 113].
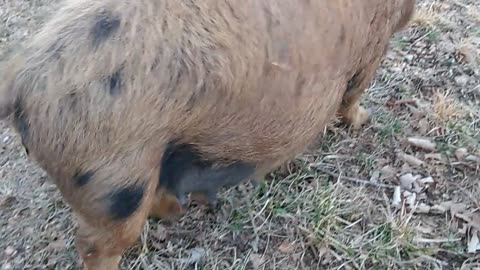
[0, 0, 415, 269]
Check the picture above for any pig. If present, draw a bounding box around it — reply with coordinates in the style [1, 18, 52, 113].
[0, 0, 416, 269]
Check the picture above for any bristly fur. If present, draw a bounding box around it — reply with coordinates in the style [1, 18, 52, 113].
[0, 0, 416, 269]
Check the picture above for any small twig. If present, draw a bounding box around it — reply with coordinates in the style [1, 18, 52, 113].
[314, 167, 397, 189]
[386, 99, 418, 107]
[451, 161, 480, 170]
[413, 237, 462, 244]
[420, 255, 449, 266]
[407, 30, 433, 52]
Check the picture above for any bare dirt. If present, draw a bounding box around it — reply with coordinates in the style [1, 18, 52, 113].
[0, 0, 479, 269]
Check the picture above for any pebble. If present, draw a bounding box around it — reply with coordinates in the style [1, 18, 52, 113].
[400, 173, 416, 189]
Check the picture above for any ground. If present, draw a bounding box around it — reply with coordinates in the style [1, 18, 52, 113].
[0, 0, 479, 269]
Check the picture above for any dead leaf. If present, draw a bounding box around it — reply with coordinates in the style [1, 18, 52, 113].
[455, 213, 473, 223]
[392, 186, 402, 209]
[430, 205, 446, 214]
[417, 176, 435, 187]
[412, 181, 424, 193]
[400, 163, 412, 174]
[400, 173, 416, 190]
[278, 241, 296, 254]
[407, 137, 436, 152]
[249, 253, 265, 269]
[448, 202, 467, 216]
[457, 212, 480, 231]
[398, 152, 424, 167]
[370, 170, 380, 183]
[419, 177, 434, 185]
[416, 203, 431, 213]
[404, 191, 416, 208]
[380, 165, 396, 179]
[468, 229, 480, 253]
[178, 247, 206, 265]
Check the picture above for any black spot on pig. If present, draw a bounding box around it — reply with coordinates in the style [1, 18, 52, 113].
[108, 184, 144, 220]
[91, 12, 121, 47]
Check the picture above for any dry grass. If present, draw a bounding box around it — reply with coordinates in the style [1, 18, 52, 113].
[431, 90, 464, 123]
[1, 0, 479, 269]
[411, 3, 442, 28]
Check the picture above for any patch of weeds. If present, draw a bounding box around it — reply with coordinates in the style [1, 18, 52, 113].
[440, 234, 465, 254]
[374, 111, 404, 144]
[473, 27, 480, 37]
[360, 219, 426, 268]
[393, 36, 410, 50]
[435, 139, 454, 155]
[246, 161, 427, 268]
[355, 152, 377, 173]
[307, 186, 360, 258]
[433, 117, 479, 155]
[426, 29, 441, 43]
[396, 84, 411, 96]
[376, 223, 394, 244]
[228, 208, 250, 232]
[380, 73, 394, 83]
[317, 128, 342, 153]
